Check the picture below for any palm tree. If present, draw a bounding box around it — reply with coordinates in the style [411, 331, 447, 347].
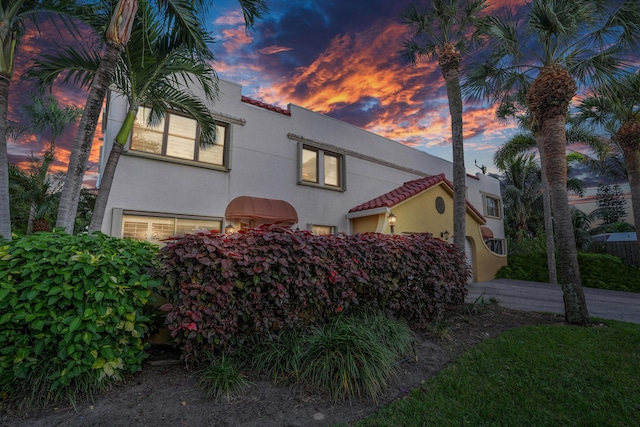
[492, 123, 559, 284]
[465, 0, 640, 324]
[91, 2, 219, 232]
[0, 0, 77, 240]
[495, 134, 587, 244]
[494, 150, 541, 243]
[576, 72, 640, 255]
[402, 0, 487, 250]
[12, 96, 81, 233]
[8, 155, 63, 234]
[46, 0, 267, 234]
[29, 2, 219, 233]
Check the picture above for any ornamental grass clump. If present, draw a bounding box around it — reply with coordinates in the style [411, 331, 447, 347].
[240, 311, 414, 402]
[295, 313, 414, 402]
[0, 232, 159, 408]
[197, 353, 250, 401]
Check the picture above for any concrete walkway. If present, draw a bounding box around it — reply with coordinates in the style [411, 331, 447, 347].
[466, 278, 640, 324]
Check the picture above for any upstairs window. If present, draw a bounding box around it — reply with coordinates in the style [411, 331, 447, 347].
[300, 145, 345, 190]
[483, 194, 502, 218]
[130, 107, 228, 167]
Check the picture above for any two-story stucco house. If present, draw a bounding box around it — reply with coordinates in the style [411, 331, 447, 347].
[97, 79, 507, 282]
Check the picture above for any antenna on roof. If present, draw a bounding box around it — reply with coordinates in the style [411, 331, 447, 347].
[475, 159, 487, 175]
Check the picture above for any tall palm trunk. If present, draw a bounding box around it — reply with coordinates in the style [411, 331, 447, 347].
[0, 13, 16, 240]
[621, 144, 640, 257]
[0, 76, 10, 240]
[56, 0, 137, 233]
[89, 142, 124, 233]
[26, 203, 37, 235]
[534, 131, 558, 284]
[542, 115, 589, 324]
[440, 43, 466, 251]
[55, 41, 124, 233]
[88, 108, 137, 233]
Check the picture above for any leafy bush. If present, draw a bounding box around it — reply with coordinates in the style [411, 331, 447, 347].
[157, 226, 468, 360]
[0, 232, 159, 407]
[495, 251, 549, 282]
[496, 251, 640, 293]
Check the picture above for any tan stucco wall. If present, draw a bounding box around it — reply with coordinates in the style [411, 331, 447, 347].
[351, 215, 381, 234]
[350, 183, 507, 282]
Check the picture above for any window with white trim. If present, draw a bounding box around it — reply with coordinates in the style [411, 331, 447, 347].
[309, 224, 336, 235]
[299, 145, 344, 190]
[483, 194, 502, 218]
[130, 106, 229, 167]
[122, 213, 222, 246]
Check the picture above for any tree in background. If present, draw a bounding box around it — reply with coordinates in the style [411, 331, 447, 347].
[9, 96, 81, 233]
[494, 150, 542, 244]
[595, 184, 628, 226]
[0, 0, 77, 241]
[402, 0, 487, 251]
[466, 0, 640, 324]
[576, 72, 640, 255]
[8, 157, 62, 234]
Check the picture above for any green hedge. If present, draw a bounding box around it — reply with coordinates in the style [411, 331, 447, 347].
[0, 232, 160, 404]
[496, 252, 640, 292]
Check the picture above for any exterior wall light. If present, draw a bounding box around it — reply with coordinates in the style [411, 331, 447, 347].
[225, 223, 236, 234]
[388, 213, 397, 234]
[441, 230, 450, 240]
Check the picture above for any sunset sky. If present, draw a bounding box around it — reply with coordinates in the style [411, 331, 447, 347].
[5, 0, 618, 188]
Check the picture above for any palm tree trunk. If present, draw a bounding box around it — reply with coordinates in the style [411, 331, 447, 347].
[56, 40, 124, 233]
[89, 106, 137, 233]
[0, 76, 11, 240]
[542, 115, 589, 325]
[26, 203, 36, 235]
[535, 131, 558, 284]
[622, 145, 640, 259]
[56, 0, 138, 234]
[442, 66, 466, 251]
[89, 142, 124, 233]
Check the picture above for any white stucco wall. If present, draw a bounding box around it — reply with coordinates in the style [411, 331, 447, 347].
[98, 79, 504, 240]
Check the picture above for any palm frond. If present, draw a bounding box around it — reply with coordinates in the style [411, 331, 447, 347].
[494, 133, 536, 171]
[23, 43, 103, 90]
[235, 0, 269, 28]
[143, 84, 218, 146]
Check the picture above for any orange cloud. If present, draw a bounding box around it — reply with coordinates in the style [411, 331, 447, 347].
[258, 45, 293, 55]
[213, 10, 246, 26]
[221, 27, 254, 53]
[257, 22, 436, 114]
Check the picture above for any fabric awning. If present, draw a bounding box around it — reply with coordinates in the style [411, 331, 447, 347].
[481, 226, 494, 239]
[225, 196, 298, 224]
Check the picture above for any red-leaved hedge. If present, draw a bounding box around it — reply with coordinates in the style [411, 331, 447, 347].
[156, 225, 470, 359]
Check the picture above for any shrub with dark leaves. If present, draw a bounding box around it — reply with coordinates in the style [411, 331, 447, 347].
[156, 225, 469, 361]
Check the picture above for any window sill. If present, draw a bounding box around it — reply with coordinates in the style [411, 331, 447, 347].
[484, 214, 502, 220]
[297, 181, 345, 192]
[125, 150, 229, 172]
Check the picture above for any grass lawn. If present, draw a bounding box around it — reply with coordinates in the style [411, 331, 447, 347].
[350, 319, 640, 426]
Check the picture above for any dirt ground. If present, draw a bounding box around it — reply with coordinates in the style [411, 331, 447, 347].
[1, 304, 564, 427]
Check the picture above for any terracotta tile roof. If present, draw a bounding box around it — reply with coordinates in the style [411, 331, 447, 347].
[241, 96, 291, 116]
[349, 173, 486, 222]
